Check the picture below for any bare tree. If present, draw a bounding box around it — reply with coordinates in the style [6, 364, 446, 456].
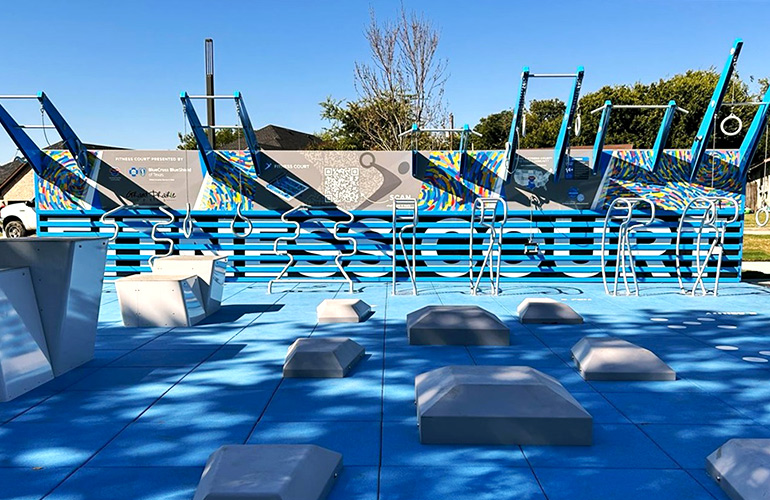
[352, 7, 448, 150]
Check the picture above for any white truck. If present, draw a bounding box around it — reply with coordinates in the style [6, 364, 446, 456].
[0, 200, 36, 238]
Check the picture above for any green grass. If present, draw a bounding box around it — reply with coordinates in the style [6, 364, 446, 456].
[743, 234, 770, 261]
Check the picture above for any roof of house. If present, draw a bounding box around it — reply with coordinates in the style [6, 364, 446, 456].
[219, 124, 320, 151]
[0, 141, 127, 192]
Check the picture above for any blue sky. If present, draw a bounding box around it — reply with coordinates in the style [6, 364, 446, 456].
[0, 0, 768, 160]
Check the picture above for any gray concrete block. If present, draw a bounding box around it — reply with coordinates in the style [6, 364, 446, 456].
[517, 298, 583, 324]
[316, 299, 372, 323]
[407, 305, 510, 346]
[283, 337, 365, 378]
[0, 267, 54, 401]
[152, 255, 227, 315]
[193, 444, 342, 500]
[416, 365, 592, 445]
[571, 337, 676, 381]
[116, 274, 206, 327]
[0, 237, 108, 376]
[706, 439, 770, 500]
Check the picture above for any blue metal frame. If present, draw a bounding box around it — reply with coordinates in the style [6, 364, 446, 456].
[180, 92, 218, 175]
[0, 102, 50, 174]
[591, 100, 613, 174]
[233, 91, 262, 176]
[689, 38, 743, 181]
[738, 85, 770, 178]
[0, 93, 90, 175]
[504, 66, 530, 180]
[37, 92, 90, 174]
[650, 100, 678, 171]
[552, 67, 584, 182]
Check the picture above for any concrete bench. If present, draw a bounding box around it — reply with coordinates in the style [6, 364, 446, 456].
[0, 237, 108, 376]
[0, 267, 54, 401]
[151, 255, 227, 315]
[116, 273, 207, 327]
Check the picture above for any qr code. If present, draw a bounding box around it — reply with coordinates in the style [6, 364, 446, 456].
[324, 167, 360, 204]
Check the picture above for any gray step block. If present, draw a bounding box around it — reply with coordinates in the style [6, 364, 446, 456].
[316, 299, 372, 323]
[0, 267, 54, 401]
[407, 305, 509, 345]
[193, 444, 342, 500]
[0, 237, 108, 376]
[283, 338, 365, 378]
[116, 274, 207, 327]
[706, 439, 770, 500]
[152, 255, 227, 315]
[571, 337, 676, 381]
[416, 365, 592, 445]
[517, 298, 583, 324]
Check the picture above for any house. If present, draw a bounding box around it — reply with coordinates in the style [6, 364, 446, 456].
[218, 124, 320, 150]
[0, 142, 126, 204]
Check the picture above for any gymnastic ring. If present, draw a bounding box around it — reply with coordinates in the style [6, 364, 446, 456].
[720, 114, 742, 137]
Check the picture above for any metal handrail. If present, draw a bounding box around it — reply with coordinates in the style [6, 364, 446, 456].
[600, 197, 656, 296]
[392, 199, 419, 295]
[469, 198, 507, 296]
[676, 196, 738, 296]
[268, 205, 357, 293]
[148, 207, 176, 268]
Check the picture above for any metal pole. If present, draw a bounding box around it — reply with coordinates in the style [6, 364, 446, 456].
[205, 38, 216, 149]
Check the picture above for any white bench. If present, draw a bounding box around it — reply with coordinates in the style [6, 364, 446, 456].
[0, 267, 54, 402]
[116, 255, 227, 327]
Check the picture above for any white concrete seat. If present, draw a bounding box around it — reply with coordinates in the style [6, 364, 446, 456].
[571, 336, 676, 381]
[193, 444, 343, 500]
[151, 255, 227, 315]
[0, 267, 54, 401]
[517, 298, 583, 324]
[415, 365, 592, 445]
[316, 299, 372, 323]
[283, 338, 365, 378]
[116, 273, 206, 327]
[0, 237, 108, 376]
[707, 439, 770, 500]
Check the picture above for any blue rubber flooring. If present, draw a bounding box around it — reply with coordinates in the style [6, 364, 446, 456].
[3, 280, 770, 499]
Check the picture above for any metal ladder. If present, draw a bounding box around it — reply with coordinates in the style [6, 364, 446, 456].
[392, 199, 419, 295]
[675, 196, 739, 296]
[268, 205, 357, 293]
[469, 198, 507, 295]
[600, 197, 656, 296]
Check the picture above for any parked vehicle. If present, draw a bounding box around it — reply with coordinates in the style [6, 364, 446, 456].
[0, 200, 36, 237]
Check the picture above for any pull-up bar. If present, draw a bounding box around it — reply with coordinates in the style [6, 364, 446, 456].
[180, 91, 263, 176]
[590, 104, 689, 114]
[591, 100, 686, 173]
[528, 73, 581, 78]
[504, 66, 584, 183]
[0, 92, 91, 176]
[0, 95, 40, 99]
[186, 95, 242, 99]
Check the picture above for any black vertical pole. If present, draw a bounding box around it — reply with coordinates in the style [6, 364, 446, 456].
[205, 38, 216, 149]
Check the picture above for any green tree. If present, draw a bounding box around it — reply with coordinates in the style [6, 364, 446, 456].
[177, 128, 245, 150]
[472, 69, 766, 157]
[472, 98, 566, 149]
[318, 6, 448, 150]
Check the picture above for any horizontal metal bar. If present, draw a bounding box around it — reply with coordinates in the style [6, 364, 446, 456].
[186, 95, 236, 99]
[19, 125, 55, 129]
[202, 125, 245, 129]
[0, 95, 39, 99]
[399, 128, 482, 137]
[591, 104, 689, 114]
[722, 101, 766, 106]
[528, 73, 578, 78]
